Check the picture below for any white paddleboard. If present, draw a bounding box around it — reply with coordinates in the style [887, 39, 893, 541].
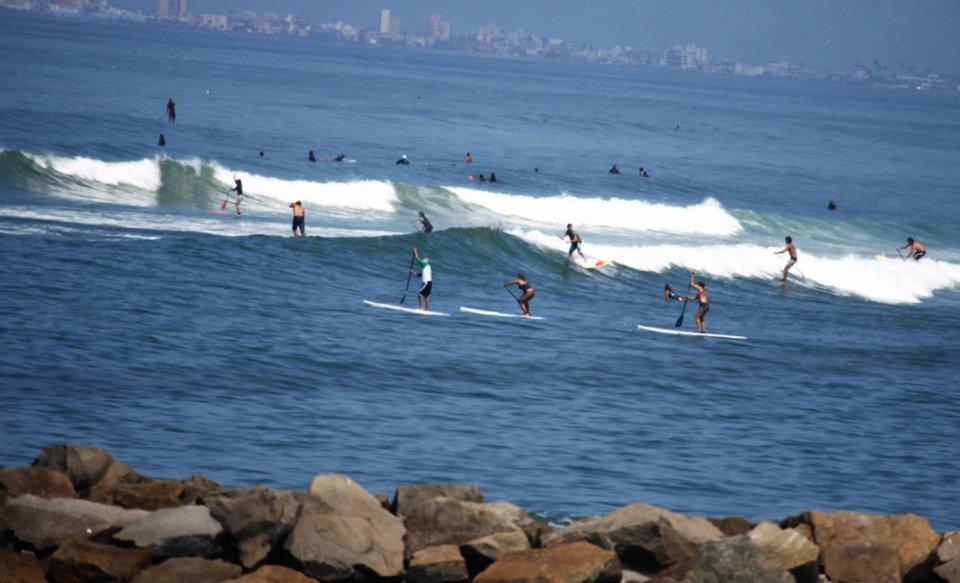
[637, 324, 747, 341]
[460, 307, 544, 320]
[363, 300, 449, 317]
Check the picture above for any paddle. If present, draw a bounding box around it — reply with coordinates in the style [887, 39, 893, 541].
[503, 283, 520, 301]
[219, 190, 229, 210]
[897, 248, 905, 261]
[399, 257, 416, 304]
[675, 285, 692, 328]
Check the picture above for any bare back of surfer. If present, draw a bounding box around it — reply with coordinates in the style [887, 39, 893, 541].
[561, 223, 586, 261]
[689, 272, 709, 333]
[290, 201, 305, 237]
[775, 236, 798, 283]
[899, 237, 926, 261]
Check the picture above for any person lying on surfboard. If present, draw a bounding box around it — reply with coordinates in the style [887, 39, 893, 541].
[689, 273, 709, 333]
[503, 274, 535, 317]
[774, 236, 798, 284]
[561, 224, 587, 261]
[664, 284, 686, 303]
[898, 237, 926, 261]
[411, 248, 433, 311]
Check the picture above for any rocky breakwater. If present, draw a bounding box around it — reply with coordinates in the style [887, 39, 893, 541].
[0, 443, 956, 583]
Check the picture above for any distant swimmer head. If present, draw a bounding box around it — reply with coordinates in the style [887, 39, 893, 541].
[518, 273, 525, 279]
[785, 236, 792, 243]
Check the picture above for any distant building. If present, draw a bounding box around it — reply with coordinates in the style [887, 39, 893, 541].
[477, 22, 500, 43]
[379, 8, 389, 34]
[421, 14, 450, 42]
[156, 0, 186, 20]
[664, 44, 708, 70]
[200, 13, 227, 30]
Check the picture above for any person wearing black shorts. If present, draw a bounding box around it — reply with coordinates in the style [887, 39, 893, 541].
[290, 201, 305, 237]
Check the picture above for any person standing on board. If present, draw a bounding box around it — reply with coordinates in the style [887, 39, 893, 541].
[689, 272, 709, 333]
[775, 236, 798, 284]
[411, 248, 433, 311]
[166, 98, 176, 123]
[503, 274, 536, 317]
[899, 237, 926, 261]
[464, 152, 473, 163]
[229, 178, 243, 215]
[416, 211, 433, 234]
[561, 223, 587, 261]
[290, 201, 305, 237]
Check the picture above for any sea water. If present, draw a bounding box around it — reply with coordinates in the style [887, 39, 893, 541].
[1, 14, 958, 529]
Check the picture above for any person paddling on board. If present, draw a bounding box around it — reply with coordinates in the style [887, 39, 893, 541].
[664, 284, 686, 303]
[688, 272, 709, 333]
[330, 154, 346, 162]
[396, 155, 410, 165]
[166, 98, 176, 123]
[775, 236, 798, 284]
[609, 164, 620, 174]
[229, 178, 243, 215]
[899, 237, 926, 261]
[561, 223, 587, 261]
[639, 167, 649, 177]
[158, 133, 166, 147]
[464, 152, 473, 163]
[416, 211, 433, 234]
[828, 200, 837, 211]
[290, 201, 305, 237]
[411, 248, 432, 311]
[308, 150, 317, 162]
[503, 273, 536, 317]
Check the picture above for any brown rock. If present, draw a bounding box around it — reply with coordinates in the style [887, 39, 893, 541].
[89, 480, 185, 511]
[792, 523, 815, 544]
[0, 467, 76, 502]
[460, 530, 530, 577]
[746, 522, 819, 571]
[47, 539, 152, 583]
[203, 487, 302, 569]
[375, 493, 390, 511]
[222, 565, 318, 583]
[408, 545, 469, 583]
[706, 517, 753, 537]
[935, 531, 960, 583]
[543, 503, 724, 573]
[130, 557, 242, 583]
[32, 444, 143, 493]
[481, 501, 553, 547]
[180, 475, 224, 504]
[474, 541, 621, 583]
[404, 497, 521, 557]
[820, 540, 901, 583]
[806, 510, 940, 581]
[0, 548, 46, 583]
[685, 536, 794, 583]
[391, 484, 484, 518]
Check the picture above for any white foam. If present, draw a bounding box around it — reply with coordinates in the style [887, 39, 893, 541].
[26, 153, 161, 191]
[447, 187, 741, 236]
[512, 229, 960, 304]
[212, 165, 397, 212]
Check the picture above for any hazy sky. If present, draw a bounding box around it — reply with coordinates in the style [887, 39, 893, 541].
[121, 0, 960, 73]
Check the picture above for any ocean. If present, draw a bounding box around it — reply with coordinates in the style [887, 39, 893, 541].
[1, 13, 958, 530]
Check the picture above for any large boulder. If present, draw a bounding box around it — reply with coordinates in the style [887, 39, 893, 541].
[746, 522, 819, 578]
[223, 565, 319, 583]
[706, 517, 753, 538]
[2, 494, 149, 552]
[284, 474, 404, 581]
[543, 503, 724, 573]
[131, 557, 243, 583]
[0, 548, 46, 583]
[181, 475, 224, 504]
[47, 539, 152, 583]
[404, 497, 522, 557]
[391, 484, 484, 518]
[114, 504, 223, 557]
[0, 467, 76, 502]
[460, 530, 531, 577]
[482, 501, 553, 547]
[90, 480, 185, 511]
[408, 545, 469, 583]
[32, 444, 143, 493]
[474, 541, 621, 583]
[684, 537, 794, 583]
[821, 540, 901, 583]
[204, 487, 302, 569]
[802, 510, 940, 582]
[936, 532, 960, 583]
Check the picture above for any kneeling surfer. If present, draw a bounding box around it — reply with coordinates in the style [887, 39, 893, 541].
[411, 248, 433, 311]
[504, 274, 536, 316]
[899, 237, 926, 261]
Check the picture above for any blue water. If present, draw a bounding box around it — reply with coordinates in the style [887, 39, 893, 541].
[2, 13, 959, 530]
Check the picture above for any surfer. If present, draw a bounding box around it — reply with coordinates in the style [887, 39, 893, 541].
[411, 248, 432, 311]
[464, 152, 473, 163]
[478, 174, 486, 182]
[561, 224, 587, 261]
[899, 237, 926, 261]
[158, 133, 165, 147]
[166, 98, 176, 123]
[775, 236, 798, 283]
[664, 284, 686, 303]
[503, 274, 535, 317]
[609, 164, 621, 174]
[639, 167, 649, 177]
[689, 272, 709, 333]
[259, 150, 265, 157]
[229, 178, 243, 215]
[290, 201, 305, 237]
[490, 171, 498, 183]
[308, 150, 317, 162]
[330, 154, 346, 162]
[828, 200, 837, 211]
[416, 211, 433, 234]
[396, 155, 410, 165]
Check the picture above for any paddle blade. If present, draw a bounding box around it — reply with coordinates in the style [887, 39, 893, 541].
[220, 200, 227, 210]
[675, 314, 684, 328]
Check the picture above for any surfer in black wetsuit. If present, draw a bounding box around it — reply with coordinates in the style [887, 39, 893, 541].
[396, 155, 410, 165]
[230, 178, 243, 215]
[503, 274, 535, 317]
[561, 223, 586, 261]
[158, 133, 165, 147]
[166, 98, 176, 123]
[828, 200, 837, 211]
[609, 164, 620, 174]
[416, 211, 433, 234]
[490, 171, 498, 183]
[308, 150, 317, 162]
[639, 167, 649, 177]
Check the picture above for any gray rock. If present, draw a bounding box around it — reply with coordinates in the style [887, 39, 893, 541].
[543, 503, 724, 573]
[2, 494, 149, 552]
[685, 537, 794, 583]
[284, 474, 405, 581]
[131, 557, 243, 583]
[32, 444, 142, 492]
[460, 530, 531, 577]
[115, 504, 223, 557]
[408, 545, 469, 583]
[204, 487, 302, 569]
[391, 483, 484, 518]
[935, 532, 960, 583]
[404, 496, 522, 557]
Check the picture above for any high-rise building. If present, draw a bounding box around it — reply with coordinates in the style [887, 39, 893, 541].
[664, 44, 708, 70]
[178, 0, 187, 17]
[157, 0, 169, 18]
[379, 8, 390, 34]
[157, 0, 187, 19]
[422, 14, 450, 42]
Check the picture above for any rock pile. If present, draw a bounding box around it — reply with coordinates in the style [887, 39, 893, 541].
[0, 444, 955, 583]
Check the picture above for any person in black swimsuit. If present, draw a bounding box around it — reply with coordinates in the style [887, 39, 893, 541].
[503, 273, 536, 316]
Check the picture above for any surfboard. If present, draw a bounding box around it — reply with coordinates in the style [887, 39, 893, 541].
[637, 324, 747, 341]
[363, 300, 449, 317]
[577, 259, 609, 269]
[459, 307, 545, 320]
